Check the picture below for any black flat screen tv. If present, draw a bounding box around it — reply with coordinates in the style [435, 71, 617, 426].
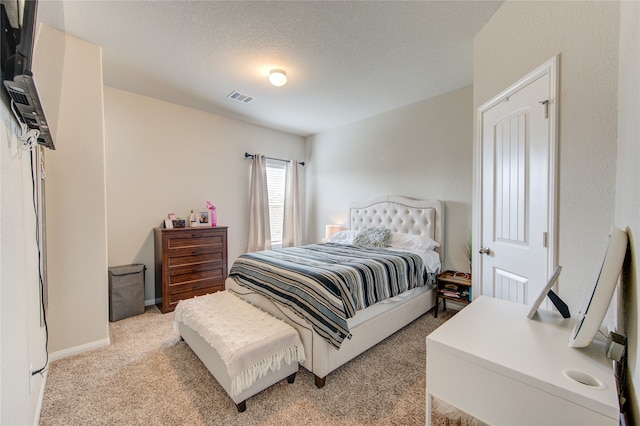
[1, 0, 55, 149]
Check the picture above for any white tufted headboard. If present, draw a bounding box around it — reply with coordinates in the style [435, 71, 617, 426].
[348, 195, 444, 262]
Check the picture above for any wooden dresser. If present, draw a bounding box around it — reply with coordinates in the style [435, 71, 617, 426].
[154, 226, 228, 313]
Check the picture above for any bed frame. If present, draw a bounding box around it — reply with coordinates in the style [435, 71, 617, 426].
[226, 195, 444, 387]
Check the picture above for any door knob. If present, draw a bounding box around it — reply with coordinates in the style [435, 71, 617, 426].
[478, 247, 491, 255]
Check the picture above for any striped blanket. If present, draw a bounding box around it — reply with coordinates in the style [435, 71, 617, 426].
[229, 243, 427, 348]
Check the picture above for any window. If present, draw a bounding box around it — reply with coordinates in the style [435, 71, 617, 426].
[266, 159, 286, 248]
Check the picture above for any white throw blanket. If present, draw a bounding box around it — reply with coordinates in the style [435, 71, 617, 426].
[174, 291, 305, 396]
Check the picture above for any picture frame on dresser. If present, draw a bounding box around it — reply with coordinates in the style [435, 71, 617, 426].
[197, 210, 209, 225]
[526, 265, 564, 319]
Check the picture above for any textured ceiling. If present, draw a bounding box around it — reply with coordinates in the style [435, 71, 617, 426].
[36, 1, 503, 137]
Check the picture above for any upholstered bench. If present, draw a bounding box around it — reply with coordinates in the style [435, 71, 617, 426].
[174, 291, 305, 412]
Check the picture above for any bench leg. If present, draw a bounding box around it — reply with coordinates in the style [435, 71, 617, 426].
[314, 375, 326, 388]
[287, 372, 297, 384]
[235, 400, 246, 413]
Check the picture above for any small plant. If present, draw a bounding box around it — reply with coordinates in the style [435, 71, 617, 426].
[463, 232, 472, 272]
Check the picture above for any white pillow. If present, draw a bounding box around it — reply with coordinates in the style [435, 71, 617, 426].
[391, 232, 439, 252]
[328, 230, 359, 244]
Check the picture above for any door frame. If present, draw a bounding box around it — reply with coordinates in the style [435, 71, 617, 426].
[473, 55, 560, 301]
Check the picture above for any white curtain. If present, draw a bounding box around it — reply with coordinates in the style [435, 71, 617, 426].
[282, 160, 302, 247]
[247, 154, 272, 252]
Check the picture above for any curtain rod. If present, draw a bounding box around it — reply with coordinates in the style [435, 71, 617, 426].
[244, 152, 305, 166]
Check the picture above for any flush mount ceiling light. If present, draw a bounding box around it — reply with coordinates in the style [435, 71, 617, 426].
[268, 69, 287, 87]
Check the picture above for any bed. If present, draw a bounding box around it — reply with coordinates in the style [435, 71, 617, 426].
[226, 195, 444, 387]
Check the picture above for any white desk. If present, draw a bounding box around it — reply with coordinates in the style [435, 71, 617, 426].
[426, 296, 619, 425]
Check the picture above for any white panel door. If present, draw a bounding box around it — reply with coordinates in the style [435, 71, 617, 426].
[480, 70, 555, 305]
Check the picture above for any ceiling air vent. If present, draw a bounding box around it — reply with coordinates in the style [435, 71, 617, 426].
[226, 91, 255, 104]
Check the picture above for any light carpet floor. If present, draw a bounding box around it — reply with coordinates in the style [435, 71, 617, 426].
[39, 304, 478, 425]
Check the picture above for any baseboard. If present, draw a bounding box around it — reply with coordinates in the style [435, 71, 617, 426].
[145, 297, 161, 307]
[49, 337, 110, 362]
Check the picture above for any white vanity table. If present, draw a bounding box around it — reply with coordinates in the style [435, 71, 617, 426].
[426, 296, 619, 425]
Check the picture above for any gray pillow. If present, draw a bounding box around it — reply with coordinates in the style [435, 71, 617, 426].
[353, 227, 392, 248]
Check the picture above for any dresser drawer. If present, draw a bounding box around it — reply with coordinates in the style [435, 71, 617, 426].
[167, 262, 227, 287]
[165, 230, 226, 250]
[166, 246, 225, 268]
[168, 278, 225, 295]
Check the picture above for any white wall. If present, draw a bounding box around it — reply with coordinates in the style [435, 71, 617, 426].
[43, 29, 109, 357]
[1, 23, 105, 424]
[103, 88, 305, 304]
[473, 0, 620, 313]
[305, 86, 473, 272]
[615, 0, 640, 421]
[0, 112, 48, 426]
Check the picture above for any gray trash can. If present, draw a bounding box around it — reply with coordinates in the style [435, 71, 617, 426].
[108, 264, 145, 322]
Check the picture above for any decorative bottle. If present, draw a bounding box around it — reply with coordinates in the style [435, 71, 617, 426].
[206, 201, 217, 226]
